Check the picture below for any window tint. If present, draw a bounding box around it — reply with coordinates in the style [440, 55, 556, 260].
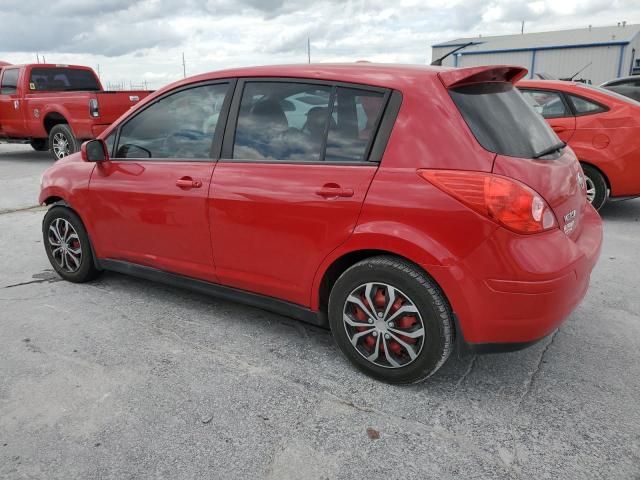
[450, 83, 561, 159]
[233, 82, 332, 161]
[568, 95, 606, 115]
[520, 90, 570, 118]
[29, 68, 100, 92]
[1, 69, 19, 94]
[115, 83, 229, 160]
[325, 88, 385, 162]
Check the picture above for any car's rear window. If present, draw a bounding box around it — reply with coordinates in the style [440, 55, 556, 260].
[29, 68, 100, 92]
[450, 82, 560, 159]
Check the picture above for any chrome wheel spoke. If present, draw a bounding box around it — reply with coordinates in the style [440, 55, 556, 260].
[346, 295, 376, 322]
[388, 326, 424, 339]
[367, 334, 381, 362]
[388, 331, 418, 360]
[382, 285, 396, 320]
[386, 304, 419, 324]
[382, 336, 401, 367]
[350, 327, 375, 347]
[363, 283, 377, 316]
[343, 312, 372, 329]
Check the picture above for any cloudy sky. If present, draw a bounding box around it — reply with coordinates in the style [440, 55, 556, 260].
[1, 0, 638, 89]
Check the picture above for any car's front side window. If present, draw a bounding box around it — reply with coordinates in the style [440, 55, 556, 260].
[0, 69, 19, 95]
[520, 89, 570, 118]
[114, 83, 229, 160]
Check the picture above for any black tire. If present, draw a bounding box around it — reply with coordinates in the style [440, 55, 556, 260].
[48, 124, 78, 160]
[42, 206, 101, 283]
[581, 164, 608, 211]
[30, 138, 49, 151]
[328, 255, 453, 384]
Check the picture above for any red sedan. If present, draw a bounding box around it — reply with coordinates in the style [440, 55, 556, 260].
[39, 64, 602, 383]
[518, 80, 640, 210]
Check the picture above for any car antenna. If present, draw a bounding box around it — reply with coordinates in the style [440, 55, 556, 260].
[561, 62, 593, 81]
[430, 41, 475, 66]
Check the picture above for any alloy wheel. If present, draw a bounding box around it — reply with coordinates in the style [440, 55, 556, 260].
[342, 282, 426, 368]
[585, 176, 596, 204]
[52, 132, 70, 159]
[47, 218, 82, 273]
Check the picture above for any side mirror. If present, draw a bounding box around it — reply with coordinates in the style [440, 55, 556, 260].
[81, 139, 109, 162]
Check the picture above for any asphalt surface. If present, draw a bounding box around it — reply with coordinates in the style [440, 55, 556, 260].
[1, 143, 639, 479]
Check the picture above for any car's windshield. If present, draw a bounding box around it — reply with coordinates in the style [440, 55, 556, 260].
[29, 67, 101, 92]
[449, 82, 562, 159]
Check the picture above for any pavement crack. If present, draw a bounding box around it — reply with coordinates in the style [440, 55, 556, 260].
[456, 355, 477, 387]
[0, 205, 42, 215]
[3, 277, 62, 289]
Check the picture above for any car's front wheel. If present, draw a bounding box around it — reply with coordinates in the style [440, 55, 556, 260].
[43, 206, 101, 283]
[328, 256, 454, 384]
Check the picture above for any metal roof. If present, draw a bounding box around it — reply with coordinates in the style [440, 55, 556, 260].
[433, 24, 640, 52]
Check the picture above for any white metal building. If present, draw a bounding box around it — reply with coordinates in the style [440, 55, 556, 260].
[432, 24, 640, 85]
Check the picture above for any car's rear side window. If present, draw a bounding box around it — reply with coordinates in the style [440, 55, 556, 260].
[232, 81, 387, 163]
[449, 82, 560, 159]
[0, 69, 19, 94]
[520, 89, 570, 118]
[568, 95, 606, 115]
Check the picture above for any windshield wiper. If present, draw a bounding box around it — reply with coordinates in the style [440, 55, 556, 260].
[533, 141, 566, 159]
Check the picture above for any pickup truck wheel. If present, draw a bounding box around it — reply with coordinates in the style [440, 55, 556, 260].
[49, 124, 78, 160]
[30, 139, 49, 151]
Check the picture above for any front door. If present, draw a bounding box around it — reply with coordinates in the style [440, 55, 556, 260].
[210, 80, 388, 306]
[0, 68, 25, 137]
[88, 82, 232, 282]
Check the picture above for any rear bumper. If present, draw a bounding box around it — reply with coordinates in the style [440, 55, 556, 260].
[426, 204, 603, 347]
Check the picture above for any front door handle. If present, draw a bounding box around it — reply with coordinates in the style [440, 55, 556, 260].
[316, 183, 354, 198]
[551, 125, 567, 133]
[176, 177, 202, 189]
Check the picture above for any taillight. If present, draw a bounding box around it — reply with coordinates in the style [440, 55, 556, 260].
[418, 169, 558, 234]
[89, 98, 99, 117]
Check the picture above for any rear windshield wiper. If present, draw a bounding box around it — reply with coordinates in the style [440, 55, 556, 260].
[533, 141, 566, 159]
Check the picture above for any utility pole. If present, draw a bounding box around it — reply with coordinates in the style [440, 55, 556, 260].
[36, 52, 40, 64]
[521, 20, 525, 34]
[97, 64, 101, 78]
[307, 37, 311, 64]
[42, 55, 46, 63]
[182, 52, 186, 78]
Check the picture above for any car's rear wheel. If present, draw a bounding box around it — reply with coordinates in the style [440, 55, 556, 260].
[43, 207, 100, 283]
[581, 164, 608, 210]
[328, 256, 453, 384]
[49, 124, 78, 160]
[30, 139, 49, 151]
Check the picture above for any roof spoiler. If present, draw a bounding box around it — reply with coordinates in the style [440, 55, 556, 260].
[438, 65, 528, 89]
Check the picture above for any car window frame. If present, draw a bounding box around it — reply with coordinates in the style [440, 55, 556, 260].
[220, 77, 395, 166]
[565, 92, 609, 117]
[518, 88, 573, 119]
[110, 79, 236, 162]
[0, 68, 20, 95]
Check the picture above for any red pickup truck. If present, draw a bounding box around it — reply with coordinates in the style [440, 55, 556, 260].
[0, 63, 151, 159]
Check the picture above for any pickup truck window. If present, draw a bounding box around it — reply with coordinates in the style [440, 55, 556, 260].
[115, 83, 229, 160]
[1, 68, 19, 94]
[29, 68, 100, 92]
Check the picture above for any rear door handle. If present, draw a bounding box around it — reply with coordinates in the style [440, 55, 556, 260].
[316, 183, 354, 198]
[176, 176, 202, 189]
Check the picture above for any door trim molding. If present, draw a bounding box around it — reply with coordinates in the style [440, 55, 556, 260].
[96, 259, 325, 327]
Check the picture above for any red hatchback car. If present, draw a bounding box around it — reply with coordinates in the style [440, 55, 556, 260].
[518, 80, 640, 210]
[39, 64, 602, 383]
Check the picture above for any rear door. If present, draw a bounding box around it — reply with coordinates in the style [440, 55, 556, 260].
[0, 68, 25, 136]
[209, 79, 389, 306]
[449, 81, 587, 240]
[519, 88, 576, 142]
[88, 81, 233, 281]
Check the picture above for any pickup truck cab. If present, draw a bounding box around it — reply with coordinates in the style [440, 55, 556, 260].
[0, 63, 151, 159]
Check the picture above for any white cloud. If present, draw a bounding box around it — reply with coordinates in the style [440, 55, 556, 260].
[0, 0, 638, 89]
